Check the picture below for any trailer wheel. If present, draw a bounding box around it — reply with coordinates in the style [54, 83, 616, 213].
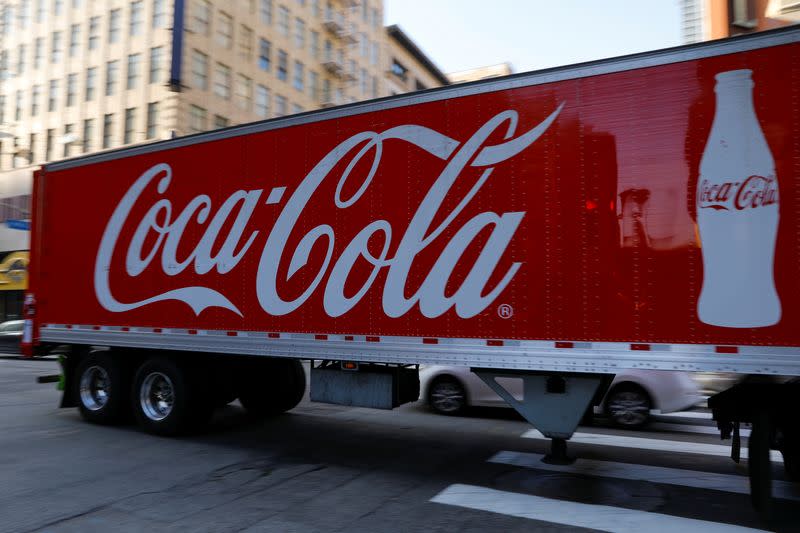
[238, 359, 306, 417]
[748, 413, 773, 518]
[75, 351, 130, 425]
[131, 357, 213, 436]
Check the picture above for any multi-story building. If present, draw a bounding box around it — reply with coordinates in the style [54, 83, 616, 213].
[448, 63, 513, 84]
[681, 0, 799, 43]
[0, 0, 447, 169]
[0, 0, 447, 321]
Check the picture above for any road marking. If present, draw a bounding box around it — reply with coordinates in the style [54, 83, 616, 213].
[489, 450, 800, 501]
[647, 421, 751, 437]
[431, 484, 766, 532]
[654, 410, 712, 421]
[522, 429, 783, 463]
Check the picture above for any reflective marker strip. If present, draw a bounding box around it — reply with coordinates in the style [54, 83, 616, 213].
[431, 484, 766, 532]
[489, 450, 799, 501]
[522, 429, 784, 463]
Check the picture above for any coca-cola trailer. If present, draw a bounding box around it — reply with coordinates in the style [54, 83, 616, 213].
[23, 26, 800, 514]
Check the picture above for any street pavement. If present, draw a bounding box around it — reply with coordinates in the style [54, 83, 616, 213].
[1, 357, 798, 532]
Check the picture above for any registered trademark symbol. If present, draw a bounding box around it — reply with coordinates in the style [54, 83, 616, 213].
[497, 304, 514, 319]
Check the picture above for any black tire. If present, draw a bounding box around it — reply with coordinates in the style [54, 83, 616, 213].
[131, 357, 213, 436]
[238, 359, 306, 417]
[427, 376, 467, 416]
[605, 383, 652, 429]
[749, 413, 773, 518]
[74, 351, 131, 425]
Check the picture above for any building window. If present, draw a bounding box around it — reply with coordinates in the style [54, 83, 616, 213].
[153, 0, 167, 28]
[146, 102, 158, 138]
[102, 114, 114, 148]
[48, 79, 58, 111]
[126, 53, 140, 89]
[189, 104, 207, 133]
[321, 78, 330, 103]
[258, 38, 271, 71]
[310, 30, 318, 58]
[88, 16, 99, 50]
[191, 50, 208, 90]
[213, 114, 229, 129]
[239, 25, 253, 58]
[293, 61, 304, 91]
[130, 1, 143, 36]
[106, 60, 119, 95]
[51, 31, 62, 63]
[109, 9, 121, 43]
[54, 0, 64, 16]
[360, 67, 367, 94]
[29, 133, 37, 163]
[83, 118, 94, 152]
[193, 0, 210, 35]
[31, 84, 41, 116]
[390, 59, 407, 81]
[309, 70, 318, 101]
[217, 12, 232, 48]
[45, 128, 54, 160]
[278, 5, 289, 35]
[235, 74, 252, 110]
[17, 44, 26, 75]
[63, 123, 74, 157]
[295, 18, 305, 48]
[34, 37, 43, 68]
[277, 50, 287, 81]
[15, 90, 22, 121]
[260, 0, 272, 24]
[311, 0, 320, 18]
[124, 108, 135, 144]
[370, 41, 378, 66]
[36, 0, 45, 23]
[255, 84, 269, 118]
[85, 66, 96, 100]
[66, 73, 77, 106]
[149, 47, 163, 84]
[371, 75, 378, 98]
[213, 62, 231, 99]
[69, 23, 80, 57]
[275, 94, 286, 117]
[0, 95, 4, 125]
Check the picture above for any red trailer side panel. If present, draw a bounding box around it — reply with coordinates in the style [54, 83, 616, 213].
[36, 40, 800, 347]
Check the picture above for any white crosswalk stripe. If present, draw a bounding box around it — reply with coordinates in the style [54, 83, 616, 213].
[654, 410, 713, 421]
[647, 421, 751, 437]
[489, 450, 800, 501]
[431, 484, 767, 532]
[522, 429, 783, 462]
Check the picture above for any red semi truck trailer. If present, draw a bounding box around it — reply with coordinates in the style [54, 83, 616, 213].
[22, 27, 800, 513]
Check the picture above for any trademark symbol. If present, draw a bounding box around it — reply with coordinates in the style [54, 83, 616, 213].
[498, 304, 514, 319]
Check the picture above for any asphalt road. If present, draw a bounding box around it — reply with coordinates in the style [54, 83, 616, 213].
[1, 357, 798, 532]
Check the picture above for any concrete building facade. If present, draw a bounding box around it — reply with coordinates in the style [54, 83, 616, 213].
[0, 0, 447, 170]
[681, 0, 799, 43]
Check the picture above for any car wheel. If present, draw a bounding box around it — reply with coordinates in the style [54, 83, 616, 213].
[428, 377, 467, 415]
[75, 351, 131, 425]
[605, 384, 651, 428]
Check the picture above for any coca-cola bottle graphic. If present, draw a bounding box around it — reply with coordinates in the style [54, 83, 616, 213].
[696, 69, 781, 328]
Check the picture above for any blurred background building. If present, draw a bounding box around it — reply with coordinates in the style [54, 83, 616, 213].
[448, 62, 513, 84]
[0, 0, 449, 320]
[681, 0, 799, 43]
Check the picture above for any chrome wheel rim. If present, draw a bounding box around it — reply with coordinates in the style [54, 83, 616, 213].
[79, 365, 110, 411]
[140, 372, 175, 421]
[430, 381, 465, 413]
[608, 391, 649, 426]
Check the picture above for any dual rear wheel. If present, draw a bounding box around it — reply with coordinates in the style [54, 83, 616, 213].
[73, 352, 306, 436]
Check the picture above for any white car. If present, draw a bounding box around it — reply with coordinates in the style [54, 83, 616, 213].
[420, 366, 702, 428]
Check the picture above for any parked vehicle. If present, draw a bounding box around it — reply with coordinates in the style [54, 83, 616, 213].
[21, 27, 800, 514]
[420, 365, 701, 428]
[0, 320, 23, 353]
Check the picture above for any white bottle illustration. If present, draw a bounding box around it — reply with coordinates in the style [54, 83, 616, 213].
[696, 69, 781, 328]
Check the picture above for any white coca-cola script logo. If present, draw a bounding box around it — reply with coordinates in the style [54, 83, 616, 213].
[697, 175, 778, 211]
[94, 106, 564, 318]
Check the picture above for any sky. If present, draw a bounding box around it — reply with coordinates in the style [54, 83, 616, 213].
[384, 0, 683, 75]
